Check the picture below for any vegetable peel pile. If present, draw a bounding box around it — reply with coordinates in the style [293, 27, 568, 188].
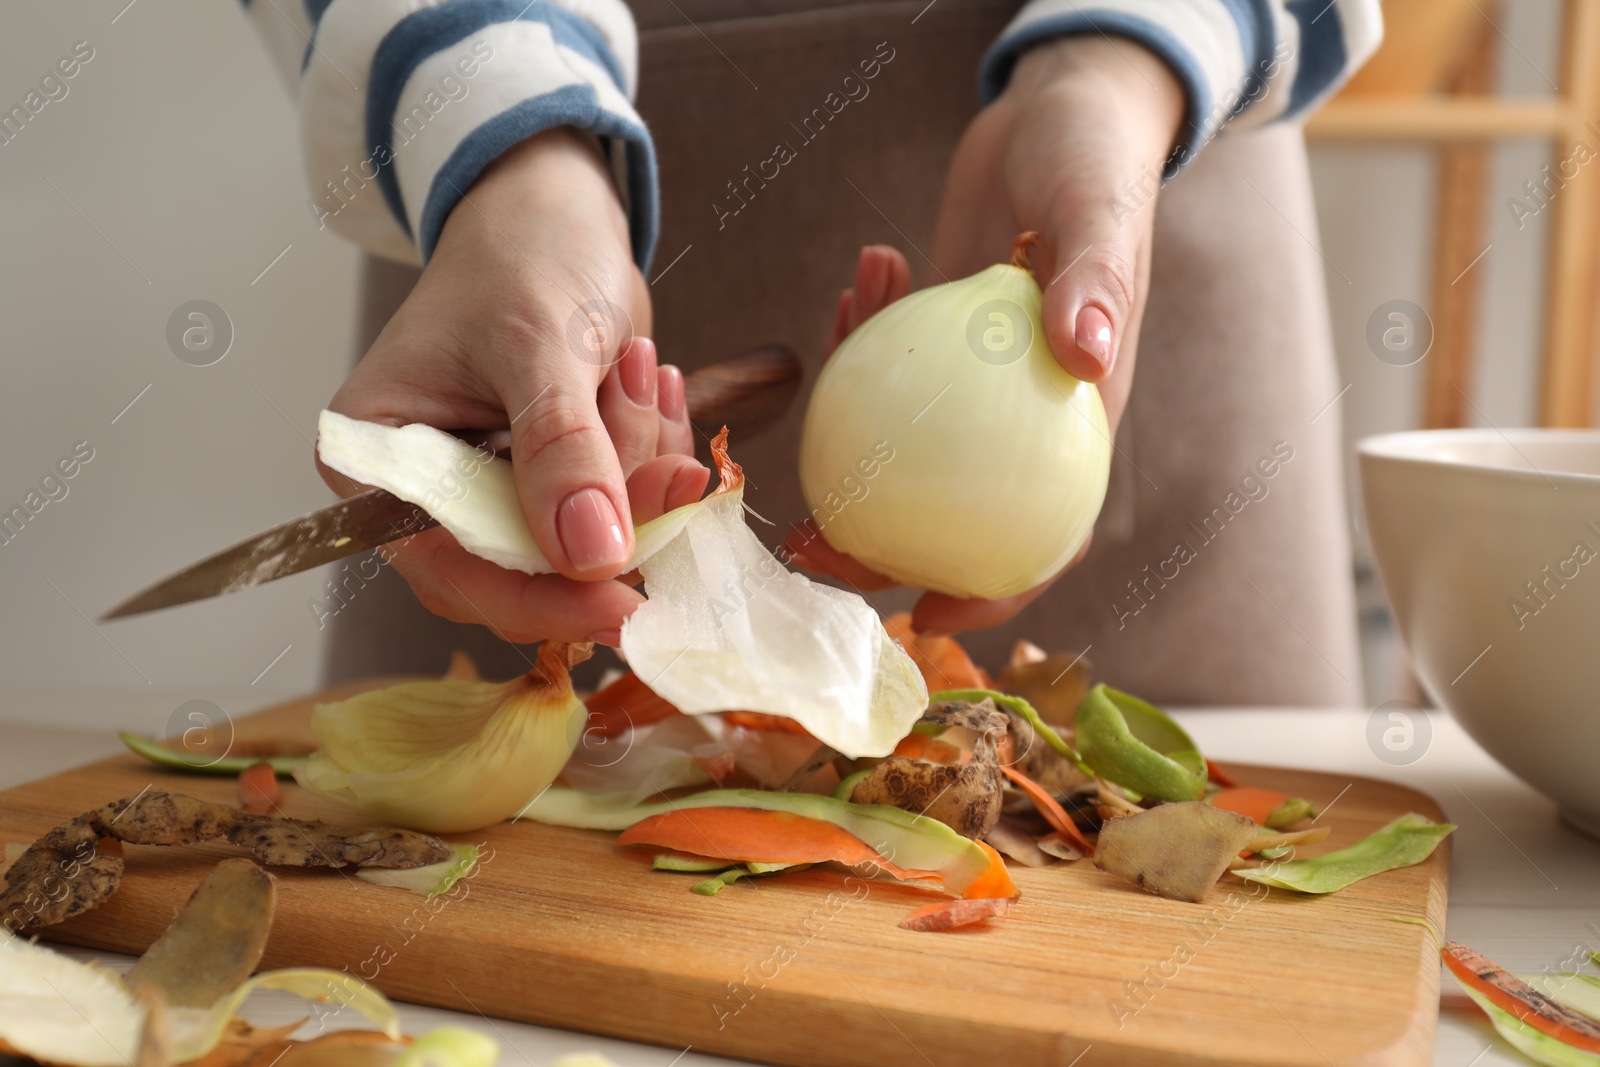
[500, 631, 1451, 932]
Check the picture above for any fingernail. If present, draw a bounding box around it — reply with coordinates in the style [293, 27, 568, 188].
[658, 365, 686, 420]
[666, 462, 709, 508]
[621, 339, 656, 405]
[1075, 304, 1116, 375]
[558, 488, 628, 571]
[588, 627, 622, 647]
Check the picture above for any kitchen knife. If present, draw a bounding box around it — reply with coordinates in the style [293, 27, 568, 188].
[102, 344, 801, 620]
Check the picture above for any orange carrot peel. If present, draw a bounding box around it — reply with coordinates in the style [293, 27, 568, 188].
[616, 805, 1017, 902]
[1210, 787, 1288, 827]
[620, 808, 939, 880]
[238, 762, 279, 815]
[585, 671, 683, 738]
[1206, 759, 1238, 788]
[894, 732, 966, 764]
[1443, 940, 1600, 1054]
[999, 764, 1093, 853]
[899, 896, 1014, 932]
[884, 612, 987, 692]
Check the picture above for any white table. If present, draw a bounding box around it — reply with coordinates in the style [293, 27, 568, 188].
[4, 695, 1595, 1067]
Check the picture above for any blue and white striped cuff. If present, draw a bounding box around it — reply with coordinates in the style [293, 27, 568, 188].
[979, 0, 1381, 177]
[368, 3, 654, 265]
[297, 0, 657, 269]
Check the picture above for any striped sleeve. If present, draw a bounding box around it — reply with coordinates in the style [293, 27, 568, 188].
[241, 0, 656, 269]
[980, 0, 1382, 176]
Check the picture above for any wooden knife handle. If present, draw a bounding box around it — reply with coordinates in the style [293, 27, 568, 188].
[684, 343, 803, 436]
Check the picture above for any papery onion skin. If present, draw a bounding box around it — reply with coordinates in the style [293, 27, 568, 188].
[296, 642, 590, 833]
[799, 237, 1111, 600]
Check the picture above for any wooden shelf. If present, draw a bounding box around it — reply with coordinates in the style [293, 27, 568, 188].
[1306, 97, 1574, 141]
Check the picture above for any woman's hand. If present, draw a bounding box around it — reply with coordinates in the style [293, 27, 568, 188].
[935, 34, 1184, 435]
[320, 128, 707, 647]
[787, 37, 1184, 636]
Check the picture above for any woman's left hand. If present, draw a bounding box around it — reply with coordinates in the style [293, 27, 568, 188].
[785, 35, 1184, 635]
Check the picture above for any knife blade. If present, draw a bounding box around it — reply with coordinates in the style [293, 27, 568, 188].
[102, 344, 800, 620]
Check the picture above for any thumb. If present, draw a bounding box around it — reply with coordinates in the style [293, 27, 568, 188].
[1035, 178, 1154, 384]
[494, 337, 634, 582]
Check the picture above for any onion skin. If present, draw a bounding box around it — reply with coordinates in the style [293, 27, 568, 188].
[799, 246, 1111, 600]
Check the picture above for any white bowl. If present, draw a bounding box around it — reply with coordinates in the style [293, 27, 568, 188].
[1359, 429, 1600, 833]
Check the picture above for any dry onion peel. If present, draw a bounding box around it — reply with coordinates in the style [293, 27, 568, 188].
[316, 410, 696, 575]
[296, 642, 591, 833]
[356, 842, 481, 897]
[619, 433, 926, 757]
[0, 934, 398, 1067]
[318, 412, 926, 758]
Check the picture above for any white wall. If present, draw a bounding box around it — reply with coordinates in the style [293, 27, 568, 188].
[0, 0, 1582, 721]
[0, 0, 357, 716]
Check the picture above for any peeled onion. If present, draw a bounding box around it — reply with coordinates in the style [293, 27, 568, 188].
[799, 234, 1111, 600]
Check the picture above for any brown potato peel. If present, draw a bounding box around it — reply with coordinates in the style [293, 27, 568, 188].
[1006, 712, 1090, 797]
[0, 791, 451, 932]
[1094, 801, 1259, 903]
[127, 858, 275, 1009]
[851, 700, 1008, 839]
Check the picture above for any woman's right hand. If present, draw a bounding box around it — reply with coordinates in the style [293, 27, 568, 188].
[319, 127, 708, 647]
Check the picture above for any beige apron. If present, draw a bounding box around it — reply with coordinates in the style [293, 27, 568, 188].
[324, 0, 1363, 706]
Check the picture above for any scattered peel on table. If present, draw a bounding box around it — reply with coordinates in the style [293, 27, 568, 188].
[297, 640, 592, 833]
[850, 700, 1007, 839]
[0, 934, 402, 1067]
[1244, 825, 1330, 854]
[1233, 813, 1454, 894]
[635, 819, 1015, 927]
[0, 791, 450, 931]
[898, 896, 1015, 932]
[1074, 685, 1207, 803]
[619, 807, 942, 882]
[1036, 833, 1085, 862]
[692, 862, 797, 896]
[125, 858, 274, 1009]
[998, 763, 1093, 854]
[118, 732, 310, 777]
[1265, 795, 1315, 828]
[1444, 940, 1600, 1066]
[560, 714, 722, 804]
[524, 786, 1013, 900]
[1209, 787, 1288, 827]
[983, 819, 1057, 867]
[0, 852, 503, 1067]
[1003, 710, 1089, 797]
[238, 761, 279, 814]
[1094, 801, 1259, 903]
[356, 842, 481, 898]
[929, 687, 1085, 769]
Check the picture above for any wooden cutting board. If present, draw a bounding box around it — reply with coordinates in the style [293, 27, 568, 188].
[0, 685, 1450, 1067]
